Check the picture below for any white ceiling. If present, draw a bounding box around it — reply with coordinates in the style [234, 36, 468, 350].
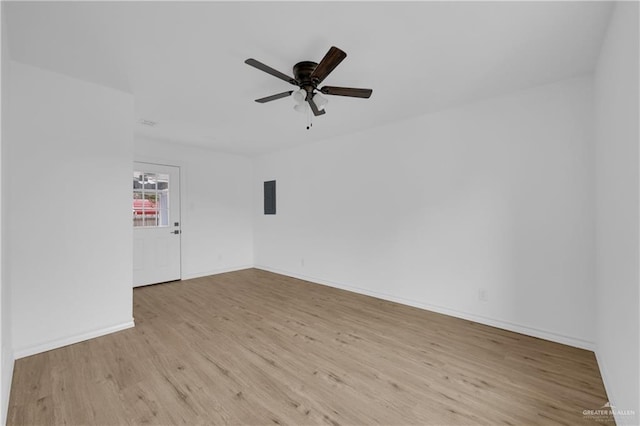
[5, 1, 612, 156]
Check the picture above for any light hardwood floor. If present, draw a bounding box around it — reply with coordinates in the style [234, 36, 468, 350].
[9, 269, 611, 425]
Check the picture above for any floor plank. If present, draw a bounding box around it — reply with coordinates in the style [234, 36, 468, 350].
[8, 269, 613, 425]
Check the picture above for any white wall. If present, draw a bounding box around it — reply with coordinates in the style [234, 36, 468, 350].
[254, 75, 596, 349]
[134, 137, 253, 279]
[0, 3, 13, 424]
[7, 61, 135, 358]
[593, 3, 639, 424]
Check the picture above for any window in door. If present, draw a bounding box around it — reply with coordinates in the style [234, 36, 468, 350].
[133, 171, 170, 227]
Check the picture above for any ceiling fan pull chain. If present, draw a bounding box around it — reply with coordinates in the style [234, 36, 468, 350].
[307, 105, 312, 130]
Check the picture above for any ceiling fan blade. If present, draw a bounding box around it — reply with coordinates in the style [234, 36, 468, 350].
[310, 46, 347, 84]
[255, 91, 294, 103]
[307, 97, 326, 116]
[245, 59, 297, 85]
[320, 86, 373, 98]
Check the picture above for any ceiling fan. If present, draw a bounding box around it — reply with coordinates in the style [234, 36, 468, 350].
[245, 46, 373, 118]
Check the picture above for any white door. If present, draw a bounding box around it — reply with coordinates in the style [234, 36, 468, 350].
[133, 162, 181, 287]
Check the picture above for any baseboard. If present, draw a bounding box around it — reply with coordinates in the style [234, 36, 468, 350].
[181, 265, 253, 281]
[595, 350, 617, 420]
[594, 350, 638, 425]
[254, 265, 595, 351]
[1, 351, 14, 426]
[13, 320, 135, 360]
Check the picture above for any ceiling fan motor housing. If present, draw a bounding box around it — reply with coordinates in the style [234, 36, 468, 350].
[293, 61, 319, 96]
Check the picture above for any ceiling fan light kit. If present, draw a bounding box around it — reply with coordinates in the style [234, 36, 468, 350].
[312, 93, 328, 110]
[292, 89, 307, 104]
[293, 103, 308, 113]
[245, 46, 373, 129]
